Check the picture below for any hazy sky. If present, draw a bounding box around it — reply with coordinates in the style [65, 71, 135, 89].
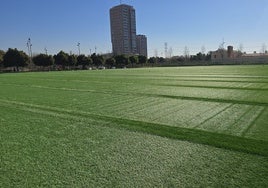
[0, 0, 267, 57]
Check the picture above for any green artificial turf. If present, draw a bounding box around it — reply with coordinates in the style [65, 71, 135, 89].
[1, 65, 268, 187]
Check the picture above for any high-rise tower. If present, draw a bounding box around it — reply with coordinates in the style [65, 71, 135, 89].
[136, 35, 147, 57]
[110, 4, 137, 55]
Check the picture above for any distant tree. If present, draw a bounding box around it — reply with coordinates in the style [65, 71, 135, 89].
[77, 54, 92, 69]
[129, 55, 138, 67]
[33, 54, 54, 67]
[91, 53, 97, 64]
[196, 52, 204, 61]
[148, 57, 156, 65]
[68, 54, 77, 67]
[235, 43, 243, 57]
[138, 55, 147, 65]
[95, 55, 104, 66]
[54, 51, 69, 69]
[105, 57, 115, 68]
[190, 52, 211, 62]
[114, 55, 129, 67]
[158, 57, 165, 63]
[3, 48, 29, 71]
[91, 53, 104, 67]
[205, 52, 212, 61]
[175, 56, 185, 63]
[0, 50, 5, 67]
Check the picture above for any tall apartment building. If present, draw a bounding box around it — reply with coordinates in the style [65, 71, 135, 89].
[110, 4, 137, 55]
[136, 35, 147, 57]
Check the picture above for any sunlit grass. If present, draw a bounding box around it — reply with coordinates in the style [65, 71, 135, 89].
[1, 65, 268, 187]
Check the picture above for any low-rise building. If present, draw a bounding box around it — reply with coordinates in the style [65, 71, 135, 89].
[211, 46, 242, 62]
[211, 46, 268, 64]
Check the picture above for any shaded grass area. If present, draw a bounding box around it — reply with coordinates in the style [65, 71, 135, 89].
[1, 105, 268, 187]
[152, 93, 268, 107]
[159, 83, 268, 91]
[244, 107, 268, 141]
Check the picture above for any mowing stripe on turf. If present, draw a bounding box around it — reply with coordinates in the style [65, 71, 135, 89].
[158, 84, 268, 91]
[1, 99, 267, 157]
[241, 107, 267, 137]
[1, 82, 268, 107]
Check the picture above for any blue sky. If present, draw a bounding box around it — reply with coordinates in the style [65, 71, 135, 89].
[0, 0, 267, 57]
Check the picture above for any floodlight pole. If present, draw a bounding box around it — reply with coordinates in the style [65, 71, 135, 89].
[77, 42, 80, 55]
[27, 38, 33, 63]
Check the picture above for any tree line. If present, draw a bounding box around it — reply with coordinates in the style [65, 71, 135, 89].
[0, 48, 149, 71]
[0, 48, 213, 72]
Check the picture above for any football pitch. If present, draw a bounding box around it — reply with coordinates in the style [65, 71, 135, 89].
[1, 65, 268, 187]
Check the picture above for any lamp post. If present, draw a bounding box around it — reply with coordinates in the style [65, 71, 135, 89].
[77, 42, 80, 55]
[27, 38, 33, 65]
